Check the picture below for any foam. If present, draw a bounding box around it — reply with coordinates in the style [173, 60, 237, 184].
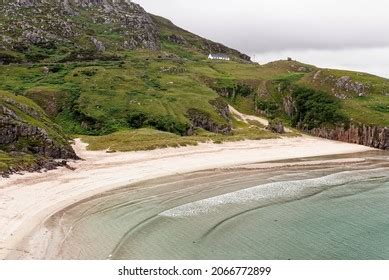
[160, 168, 389, 217]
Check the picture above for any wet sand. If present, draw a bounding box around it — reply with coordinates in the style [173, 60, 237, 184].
[0, 136, 375, 259]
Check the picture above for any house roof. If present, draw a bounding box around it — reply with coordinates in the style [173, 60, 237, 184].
[209, 53, 230, 58]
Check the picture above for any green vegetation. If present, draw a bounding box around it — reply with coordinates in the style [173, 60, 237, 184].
[80, 126, 277, 152]
[0, 90, 70, 147]
[2, 56, 388, 156]
[299, 68, 389, 126]
[0, 90, 74, 174]
[0, 151, 36, 173]
[291, 87, 348, 130]
[371, 104, 389, 113]
[256, 100, 280, 118]
[1, 0, 389, 174]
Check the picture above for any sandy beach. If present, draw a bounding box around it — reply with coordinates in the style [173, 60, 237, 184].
[0, 136, 375, 259]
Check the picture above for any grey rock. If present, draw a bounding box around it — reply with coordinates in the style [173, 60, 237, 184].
[0, 97, 78, 159]
[335, 76, 367, 96]
[297, 66, 309, 72]
[187, 108, 232, 135]
[1, 0, 161, 51]
[313, 70, 322, 80]
[283, 96, 296, 117]
[91, 37, 106, 52]
[168, 34, 187, 45]
[267, 119, 285, 134]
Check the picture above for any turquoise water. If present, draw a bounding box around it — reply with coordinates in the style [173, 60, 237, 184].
[49, 151, 389, 260]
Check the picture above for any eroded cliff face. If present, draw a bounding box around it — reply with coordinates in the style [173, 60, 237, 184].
[0, 92, 77, 161]
[310, 124, 389, 150]
[0, 115, 77, 159]
[280, 90, 388, 150]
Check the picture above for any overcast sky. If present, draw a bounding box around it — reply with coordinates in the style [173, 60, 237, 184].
[134, 0, 389, 53]
[134, 0, 389, 77]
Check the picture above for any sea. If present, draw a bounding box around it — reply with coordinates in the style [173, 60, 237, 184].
[46, 151, 389, 260]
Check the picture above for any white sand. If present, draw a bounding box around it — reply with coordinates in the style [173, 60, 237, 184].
[0, 136, 374, 259]
[229, 105, 269, 127]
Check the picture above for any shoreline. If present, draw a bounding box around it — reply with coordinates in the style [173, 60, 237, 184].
[0, 136, 376, 259]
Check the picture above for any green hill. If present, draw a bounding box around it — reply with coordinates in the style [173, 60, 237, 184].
[0, 0, 388, 175]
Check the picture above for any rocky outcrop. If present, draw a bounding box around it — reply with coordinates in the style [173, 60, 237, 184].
[91, 37, 106, 52]
[167, 34, 187, 45]
[0, 119, 77, 159]
[209, 97, 231, 121]
[203, 40, 251, 61]
[283, 96, 296, 117]
[187, 108, 232, 135]
[267, 119, 285, 134]
[311, 71, 371, 99]
[0, 93, 78, 160]
[310, 124, 389, 150]
[0, 0, 160, 52]
[150, 15, 251, 62]
[335, 76, 368, 97]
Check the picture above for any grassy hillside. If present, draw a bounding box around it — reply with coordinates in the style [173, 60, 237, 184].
[1, 56, 388, 150]
[298, 68, 389, 126]
[1, 1, 388, 175]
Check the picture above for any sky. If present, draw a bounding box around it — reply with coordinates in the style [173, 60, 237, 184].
[134, 0, 389, 77]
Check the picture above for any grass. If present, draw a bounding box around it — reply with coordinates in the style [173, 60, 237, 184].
[0, 151, 36, 174]
[2, 56, 388, 145]
[299, 68, 389, 126]
[2, 2, 388, 175]
[80, 125, 278, 152]
[0, 6, 388, 160]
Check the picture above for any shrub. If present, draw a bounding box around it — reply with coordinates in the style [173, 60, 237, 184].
[0, 51, 24, 64]
[127, 111, 189, 135]
[256, 99, 280, 117]
[236, 84, 253, 97]
[25, 52, 49, 62]
[127, 111, 148, 129]
[49, 64, 65, 73]
[211, 83, 253, 99]
[291, 86, 348, 130]
[149, 116, 189, 135]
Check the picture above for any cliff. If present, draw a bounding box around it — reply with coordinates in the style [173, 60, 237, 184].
[0, 91, 77, 175]
[310, 124, 388, 150]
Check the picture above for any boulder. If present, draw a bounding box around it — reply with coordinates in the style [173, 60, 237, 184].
[267, 119, 285, 134]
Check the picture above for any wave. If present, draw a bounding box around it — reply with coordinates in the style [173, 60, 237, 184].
[159, 168, 389, 218]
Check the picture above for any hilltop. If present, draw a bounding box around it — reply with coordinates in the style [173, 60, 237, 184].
[0, 0, 388, 175]
[0, 0, 250, 63]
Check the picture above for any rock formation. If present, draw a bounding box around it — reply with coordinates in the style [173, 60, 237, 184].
[0, 0, 160, 51]
[0, 92, 77, 160]
[267, 119, 285, 134]
[335, 76, 368, 97]
[310, 124, 388, 150]
[187, 108, 232, 135]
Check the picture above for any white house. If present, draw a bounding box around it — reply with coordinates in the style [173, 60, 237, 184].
[208, 53, 230, 61]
